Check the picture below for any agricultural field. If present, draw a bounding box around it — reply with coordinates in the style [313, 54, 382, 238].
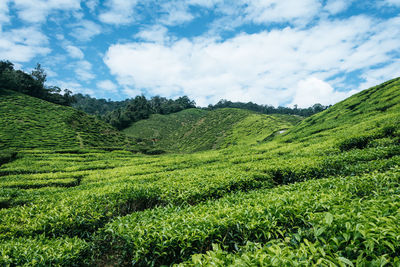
[0, 77, 400, 266]
[123, 108, 301, 152]
[0, 90, 138, 151]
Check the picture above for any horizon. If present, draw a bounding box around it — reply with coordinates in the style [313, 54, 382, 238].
[1, 0, 400, 107]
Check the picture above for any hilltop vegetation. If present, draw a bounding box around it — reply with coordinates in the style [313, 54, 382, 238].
[0, 89, 136, 150]
[0, 78, 399, 266]
[0, 61, 74, 106]
[207, 99, 329, 117]
[102, 95, 197, 130]
[72, 93, 130, 117]
[124, 108, 301, 152]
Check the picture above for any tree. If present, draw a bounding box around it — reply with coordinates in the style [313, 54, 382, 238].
[31, 63, 46, 86]
[0, 60, 75, 106]
[312, 103, 325, 113]
[206, 99, 329, 117]
[150, 96, 168, 114]
[125, 95, 152, 121]
[175, 96, 196, 109]
[0, 60, 14, 74]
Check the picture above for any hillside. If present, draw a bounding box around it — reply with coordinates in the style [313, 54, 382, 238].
[0, 78, 400, 266]
[0, 89, 135, 150]
[279, 77, 400, 146]
[123, 108, 301, 152]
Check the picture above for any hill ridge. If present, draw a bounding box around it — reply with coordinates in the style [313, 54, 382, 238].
[0, 89, 135, 150]
[123, 107, 301, 152]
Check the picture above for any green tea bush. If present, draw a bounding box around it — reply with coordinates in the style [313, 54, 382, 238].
[0, 77, 399, 266]
[0, 237, 89, 266]
[97, 168, 400, 265]
[338, 135, 372, 151]
[0, 150, 17, 166]
[182, 171, 400, 266]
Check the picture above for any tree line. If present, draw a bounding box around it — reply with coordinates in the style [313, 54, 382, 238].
[0, 60, 75, 106]
[100, 95, 196, 129]
[206, 99, 329, 117]
[0, 59, 197, 130]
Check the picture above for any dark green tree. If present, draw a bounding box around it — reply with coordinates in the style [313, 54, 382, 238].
[31, 63, 47, 86]
[0, 60, 75, 106]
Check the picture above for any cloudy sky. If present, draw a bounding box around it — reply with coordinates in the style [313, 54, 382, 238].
[1, 0, 400, 107]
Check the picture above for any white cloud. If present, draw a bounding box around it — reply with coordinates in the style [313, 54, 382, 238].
[53, 80, 94, 95]
[99, 0, 138, 25]
[383, 0, 400, 6]
[242, 0, 321, 25]
[187, 0, 222, 8]
[73, 60, 95, 81]
[159, 0, 322, 27]
[289, 77, 357, 108]
[104, 15, 400, 107]
[97, 80, 118, 93]
[55, 34, 65, 41]
[358, 60, 400, 90]
[66, 45, 84, 59]
[85, 0, 98, 13]
[324, 0, 352, 15]
[135, 25, 171, 44]
[0, 0, 10, 27]
[70, 19, 101, 41]
[0, 27, 50, 62]
[12, 0, 81, 23]
[45, 69, 58, 77]
[339, 16, 400, 72]
[159, 1, 194, 26]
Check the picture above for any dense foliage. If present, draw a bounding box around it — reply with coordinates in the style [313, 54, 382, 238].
[0, 77, 399, 266]
[72, 94, 129, 116]
[0, 89, 141, 151]
[0, 150, 17, 167]
[207, 99, 329, 117]
[0, 60, 75, 106]
[78, 95, 323, 131]
[102, 95, 197, 130]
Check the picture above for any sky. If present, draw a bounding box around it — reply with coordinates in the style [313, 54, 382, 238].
[1, 0, 400, 107]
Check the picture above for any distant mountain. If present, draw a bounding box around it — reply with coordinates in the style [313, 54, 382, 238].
[0, 89, 136, 150]
[123, 108, 301, 152]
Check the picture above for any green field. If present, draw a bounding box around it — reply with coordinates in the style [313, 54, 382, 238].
[0, 89, 137, 150]
[123, 108, 301, 152]
[0, 78, 400, 266]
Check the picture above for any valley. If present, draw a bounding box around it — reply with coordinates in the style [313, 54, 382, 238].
[0, 78, 400, 266]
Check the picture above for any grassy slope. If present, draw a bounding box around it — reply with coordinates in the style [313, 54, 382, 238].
[123, 108, 301, 152]
[0, 78, 399, 266]
[281, 77, 400, 145]
[0, 89, 135, 150]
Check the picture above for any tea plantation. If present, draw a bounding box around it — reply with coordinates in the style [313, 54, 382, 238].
[0, 89, 136, 150]
[123, 108, 301, 152]
[0, 77, 399, 266]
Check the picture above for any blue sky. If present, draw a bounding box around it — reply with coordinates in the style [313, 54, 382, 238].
[1, 0, 399, 107]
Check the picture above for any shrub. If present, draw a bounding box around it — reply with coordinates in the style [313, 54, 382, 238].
[338, 136, 372, 151]
[0, 150, 17, 166]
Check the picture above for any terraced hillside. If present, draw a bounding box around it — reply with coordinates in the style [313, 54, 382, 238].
[123, 108, 301, 152]
[0, 89, 135, 150]
[0, 78, 399, 266]
[281, 77, 400, 145]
